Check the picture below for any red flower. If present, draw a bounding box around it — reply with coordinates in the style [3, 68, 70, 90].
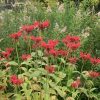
[1, 51, 11, 59]
[33, 21, 40, 28]
[32, 43, 41, 49]
[80, 52, 91, 61]
[57, 50, 68, 56]
[88, 71, 100, 78]
[71, 77, 81, 88]
[90, 58, 100, 65]
[41, 40, 58, 50]
[49, 49, 58, 57]
[45, 65, 55, 73]
[6, 48, 14, 53]
[39, 20, 50, 30]
[62, 35, 80, 50]
[62, 35, 80, 44]
[21, 54, 31, 61]
[69, 57, 78, 64]
[67, 42, 80, 50]
[30, 36, 43, 43]
[9, 31, 22, 40]
[21, 25, 35, 33]
[48, 40, 58, 47]
[10, 75, 23, 85]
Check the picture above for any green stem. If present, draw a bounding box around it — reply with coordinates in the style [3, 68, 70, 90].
[16, 44, 19, 64]
[29, 39, 31, 53]
[81, 60, 85, 73]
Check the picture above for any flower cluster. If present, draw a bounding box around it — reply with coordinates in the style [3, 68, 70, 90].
[62, 35, 80, 50]
[80, 52, 91, 61]
[21, 20, 50, 32]
[41, 40, 58, 50]
[21, 54, 31, 61]
[71, 77, 81, 88]
[0, 19, 99, 96]
[10, 75, 24, 86]
[45, 65, 55, 73]
[88, 71, 100, 78]
[1, 48, 14, 59]
[80, 52, 100, 65]
[9, 31, 22, 40]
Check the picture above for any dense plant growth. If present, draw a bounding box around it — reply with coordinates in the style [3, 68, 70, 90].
[0, 1, 100, 100]
[0, 19, 100, 100]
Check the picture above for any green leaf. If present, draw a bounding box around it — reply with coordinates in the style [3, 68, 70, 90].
[30, 71, 41, 78]
[14, 94, 22, 100]
[72, 91, 79, 98]
[0, 38, 3, 42]
[37, 50, 43, 57]
[89, 93, 98, 100]
[42, 57, 48, 63]
[49, 82, 65, 98]
[58, 58, 66, 64]
[50, 74, 61, 83]
[8, 61, 18, 66]
[90, 88, 97, 92]
[31, 52, 36, 57]
[58, 72, 66, 79]
[67, 79, 74, 87]
[78, 88, 88, 97]
[0, 70, 5, 77]
[21, 61, 32, 66]
[34, 60, 46, 65]
[20, 67, 27, 72]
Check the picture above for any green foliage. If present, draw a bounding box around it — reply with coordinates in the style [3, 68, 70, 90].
[0, 1, 100, 100]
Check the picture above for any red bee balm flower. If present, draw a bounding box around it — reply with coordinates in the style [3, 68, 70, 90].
[21, 54, 31, 61]
[62, 35, 80, 44]
[69, 57, 78, 64]
[80, 52, 91, 61]
[6, 48, 14, 53]
[57, 50, 68, 56]
[62, 35, 80, 50]
[49, 49, 58, 57]
[1, 51, 11, 59]
[67, 42, 80, 50]
[88, 71, 100, 78]
[71, 77, 81, 88]
[90, 58, 100, 65]
[41, 40, 58, 50]
[21, 25, 35, 33]
[39, 20, 50, 30]
[33, 21, 40, 28]
[9, 31, 22, 40]
[10, 75, 23, 85]
[45, 65, 55, 73]
[30, 36, 43, 43]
